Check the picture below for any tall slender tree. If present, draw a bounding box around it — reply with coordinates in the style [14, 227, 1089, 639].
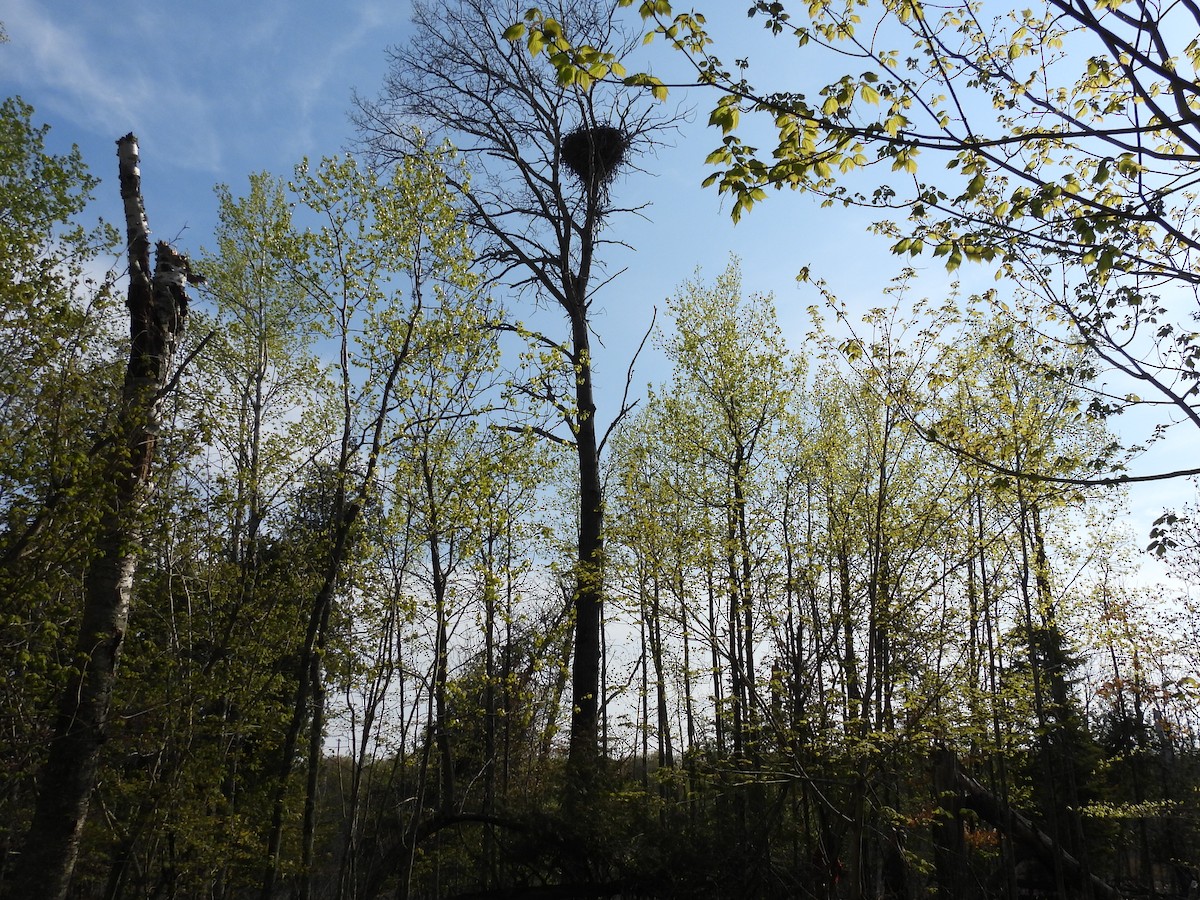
[356, 0, 678, 786]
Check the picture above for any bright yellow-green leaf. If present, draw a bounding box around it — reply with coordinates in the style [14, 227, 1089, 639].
[708, 105, 739, 134]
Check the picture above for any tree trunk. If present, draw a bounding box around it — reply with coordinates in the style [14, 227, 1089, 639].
[932, 750, 972, 900]
[950, 753, 1121, 900]
[8, 135, 194, 900]
[649, 577, 674, 772]
[566, 312, 604, 788]
[262, 329, 407, 899]
[299, 599, 331, 900]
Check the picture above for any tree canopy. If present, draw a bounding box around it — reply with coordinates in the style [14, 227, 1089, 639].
[513, 0, 1200, 481]
[4, 4, 1200, 896]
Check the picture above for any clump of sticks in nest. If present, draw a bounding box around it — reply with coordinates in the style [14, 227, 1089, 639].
[561, 124, 630, 191]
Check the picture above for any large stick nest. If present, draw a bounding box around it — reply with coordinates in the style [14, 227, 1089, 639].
[561, 124, 630, 189]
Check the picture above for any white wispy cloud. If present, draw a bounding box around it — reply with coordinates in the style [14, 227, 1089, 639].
[281, 0, 409, 159]
[1, 0, 225, 173]
[2, 0, 144, 130]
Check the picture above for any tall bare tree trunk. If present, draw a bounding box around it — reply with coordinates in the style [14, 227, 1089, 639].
[567, 310, 604, 787]
[8, 135, 196, 900]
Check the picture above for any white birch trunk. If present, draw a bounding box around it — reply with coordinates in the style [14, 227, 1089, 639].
[9, 134, 193, 900]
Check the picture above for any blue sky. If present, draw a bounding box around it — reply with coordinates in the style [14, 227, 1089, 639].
[0, 1, 914, 411]
[0, 0, 1188, 541]
[1, 0, 400, 240]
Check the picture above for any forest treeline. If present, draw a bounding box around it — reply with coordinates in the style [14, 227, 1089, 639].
[4, 0, 1200, 897]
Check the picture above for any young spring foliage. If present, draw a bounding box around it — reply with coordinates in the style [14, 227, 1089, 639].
[514, 0, 1200, 479]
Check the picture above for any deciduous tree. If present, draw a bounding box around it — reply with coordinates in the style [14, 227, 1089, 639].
[517, 0, 1200, 480]
[356, 0, 679, 787]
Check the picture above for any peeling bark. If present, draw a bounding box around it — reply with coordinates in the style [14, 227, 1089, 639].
[7, 135, 194, 900]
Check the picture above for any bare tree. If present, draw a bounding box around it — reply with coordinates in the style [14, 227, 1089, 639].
[9, 135, 202, 900]
[355, 0, 678, 788]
